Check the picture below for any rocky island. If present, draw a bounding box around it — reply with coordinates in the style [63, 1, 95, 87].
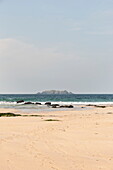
[37, 90, 74, 95]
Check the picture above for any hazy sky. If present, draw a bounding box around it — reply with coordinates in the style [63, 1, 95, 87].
[0, 0, 113, 93]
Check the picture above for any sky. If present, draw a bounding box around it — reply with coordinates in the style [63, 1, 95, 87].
[0, 0, 113, 94]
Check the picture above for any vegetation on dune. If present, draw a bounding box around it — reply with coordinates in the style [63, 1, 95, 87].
[0, 113, 21, 117]
[0, 113, 60, 121]
[30, 115, 43, 117]
[45, 119, 60, 121]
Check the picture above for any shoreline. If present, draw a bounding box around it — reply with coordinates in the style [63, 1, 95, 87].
[0, 103, 113, 114]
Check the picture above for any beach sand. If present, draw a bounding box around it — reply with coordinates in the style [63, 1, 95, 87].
[0, 106, 113, 170]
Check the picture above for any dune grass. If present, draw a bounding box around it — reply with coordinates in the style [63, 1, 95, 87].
[0, 113, 21, 117]
[45, 119, 60, 121]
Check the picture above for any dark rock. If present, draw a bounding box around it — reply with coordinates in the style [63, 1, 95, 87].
[67, 105, 74, 108]
[17, 100, 24, 103]
[45, 102, 51, 105]
[60, 105, 65, 108]
[60, 105, 74, 108]
[86, 104, 104, 107]
[87, 104, 106, 108]
[24, 102, 34, 105]
[35, 102, 42, 105]
[51, 104, 59, 108]
[94, 105, 106, 108]
[86, 104, 93, 106]
[51, 105, 57, 108]
[51, 104, 59, 107]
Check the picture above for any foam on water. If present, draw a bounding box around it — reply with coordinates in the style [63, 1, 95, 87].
[0, 101, 113, 106]
[0, 101, 17, 105]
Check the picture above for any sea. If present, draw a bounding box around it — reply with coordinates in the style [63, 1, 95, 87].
[0, 94, 113, 112]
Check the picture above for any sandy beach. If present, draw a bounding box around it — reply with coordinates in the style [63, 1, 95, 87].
[0, 106, 113, 170]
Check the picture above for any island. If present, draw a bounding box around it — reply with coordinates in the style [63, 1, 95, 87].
[37, 90, 74, 95]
